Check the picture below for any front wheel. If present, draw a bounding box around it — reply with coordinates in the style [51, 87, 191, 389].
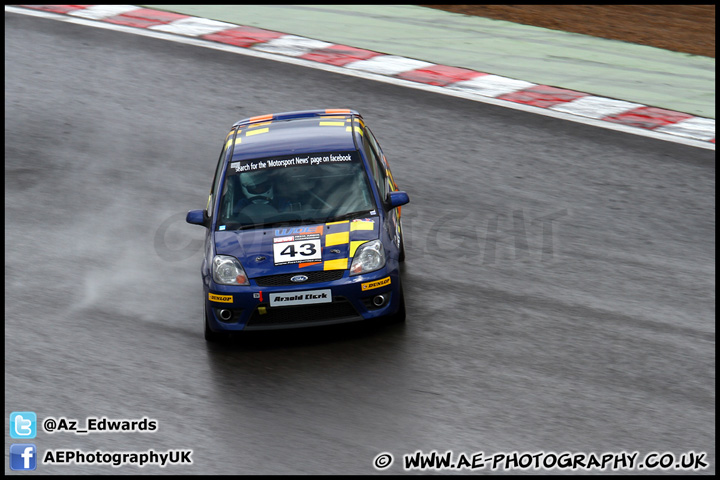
[390, 284, 406, 323]
[204, 307, 228, 343]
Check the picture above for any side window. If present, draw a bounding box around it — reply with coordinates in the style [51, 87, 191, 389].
[366, 127, 398, 192]
[207, 129, 236, 217]
[362, 133, 385, 199]
[366, 127, 383, 159]
[364, 127, 390, 199]
[373, 152, 389, 200]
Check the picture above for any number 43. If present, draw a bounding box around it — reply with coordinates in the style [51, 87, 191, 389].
[281, 243, 317, 257]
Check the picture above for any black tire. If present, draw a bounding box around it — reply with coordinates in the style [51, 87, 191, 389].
[398, 224, 406, 263]
[204, 307, 228, 343]
[391, 284, 406, 323]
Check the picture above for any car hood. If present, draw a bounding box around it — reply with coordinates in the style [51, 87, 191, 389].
[213, 217, 380, 278]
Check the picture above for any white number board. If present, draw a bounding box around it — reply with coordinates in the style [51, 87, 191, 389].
[272, 239, 322, 265]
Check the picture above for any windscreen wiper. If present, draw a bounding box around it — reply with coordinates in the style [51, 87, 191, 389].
[323, 209, 374, 223]
[235, 216, 318, 230]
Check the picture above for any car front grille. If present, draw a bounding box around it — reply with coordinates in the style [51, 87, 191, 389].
[245, 297, 361, 328]
[254, 270, 345, 287]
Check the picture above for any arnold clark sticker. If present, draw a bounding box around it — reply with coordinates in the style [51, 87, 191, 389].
[269, 289, 332, 307]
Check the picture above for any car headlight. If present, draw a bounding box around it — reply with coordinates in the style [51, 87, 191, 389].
[349, 239, 385, 276]
[212, 255, 249, 285]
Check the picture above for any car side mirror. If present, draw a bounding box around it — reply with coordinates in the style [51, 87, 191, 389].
[388, 191, 409, 209]
[186, 209, 208, 227]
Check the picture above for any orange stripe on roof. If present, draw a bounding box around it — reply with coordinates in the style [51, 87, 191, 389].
[248, 114, 273, 122]
[325, 109, 351, 114]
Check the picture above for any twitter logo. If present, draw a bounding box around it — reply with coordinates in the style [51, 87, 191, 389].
[10, 412, 37, 439]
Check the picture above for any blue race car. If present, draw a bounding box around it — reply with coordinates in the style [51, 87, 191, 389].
[186, 109, 409, 341]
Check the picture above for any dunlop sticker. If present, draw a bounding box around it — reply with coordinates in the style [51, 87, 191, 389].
[209, 293, 233, 303]
[361, 276, 391, 291]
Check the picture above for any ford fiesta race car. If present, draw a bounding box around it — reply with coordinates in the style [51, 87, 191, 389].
[186, 109, 409, 341]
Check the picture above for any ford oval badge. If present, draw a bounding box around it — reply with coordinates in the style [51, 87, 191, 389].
[290, 275, 308, 283]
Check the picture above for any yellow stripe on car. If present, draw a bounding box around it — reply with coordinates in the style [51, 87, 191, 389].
[324, 258, 348, 270]
[246, 127, 269, 136]
[325, 231, 350, 246]
[350, 220, 374, 231]
[349, 240, 366, 257]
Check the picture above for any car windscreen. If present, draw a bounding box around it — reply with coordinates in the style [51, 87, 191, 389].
[216, 151, 377, 230]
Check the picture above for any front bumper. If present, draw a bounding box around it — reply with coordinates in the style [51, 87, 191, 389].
[204, 267, 400, 332]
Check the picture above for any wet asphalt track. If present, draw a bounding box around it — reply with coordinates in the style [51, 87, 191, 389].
[4, 13, 715, 475]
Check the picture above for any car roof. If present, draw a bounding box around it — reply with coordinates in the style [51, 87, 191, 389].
[228, 109, 364, 161]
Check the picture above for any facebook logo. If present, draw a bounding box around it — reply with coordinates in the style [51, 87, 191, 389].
[10, 411, 36, 439]
[10, 444, 37, 470]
